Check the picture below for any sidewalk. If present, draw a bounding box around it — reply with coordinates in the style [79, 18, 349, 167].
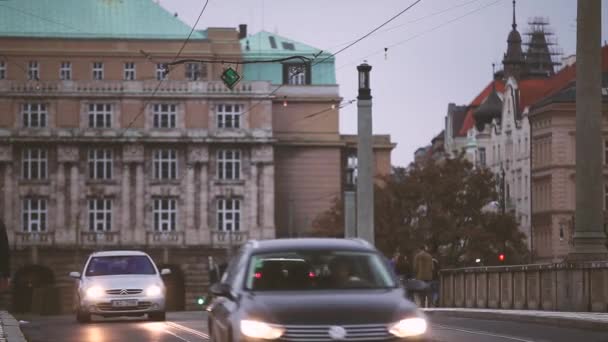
[423, 308, 608, 331]
[0, 311, 26, 342]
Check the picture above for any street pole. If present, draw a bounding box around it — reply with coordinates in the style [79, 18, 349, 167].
[569, 0, 608, 261]
[344, 190, 356, 238]
[356, 63, 375, 245]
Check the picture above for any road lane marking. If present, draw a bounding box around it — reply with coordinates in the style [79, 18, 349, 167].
[167, 321, 210, 339]
[432, 324, 537, 342]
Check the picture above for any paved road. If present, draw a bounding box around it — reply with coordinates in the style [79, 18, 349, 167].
[17, 311, 608, 342]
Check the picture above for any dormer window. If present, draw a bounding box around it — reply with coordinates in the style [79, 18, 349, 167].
[283, 63, 310, 85]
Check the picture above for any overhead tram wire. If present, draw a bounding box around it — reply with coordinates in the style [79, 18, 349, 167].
[124, 0, 210, 131]
[336, 0, 503, 70]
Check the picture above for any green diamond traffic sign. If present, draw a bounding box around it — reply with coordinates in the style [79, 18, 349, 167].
[221, 67, 241, 89]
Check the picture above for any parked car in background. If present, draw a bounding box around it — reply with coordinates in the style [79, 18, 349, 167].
[70, 250, 171, 323]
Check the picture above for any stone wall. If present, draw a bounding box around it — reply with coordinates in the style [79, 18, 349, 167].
[440, 262, 608, 312]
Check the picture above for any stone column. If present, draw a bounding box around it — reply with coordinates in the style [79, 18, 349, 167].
[571, 0, 608, 260]
[135, 163, 144, 237]
[121, 164, 131, 242]
[356, 63, 374, 245]
[70, 163, 80, 243]
[262, 163, 275, 239]
[185, 164, 195, 232]
[56, 163, 65, 236]
[3, 163, 13, 233]
[199, 163, 208, 230]
[250, 162, 259, 235]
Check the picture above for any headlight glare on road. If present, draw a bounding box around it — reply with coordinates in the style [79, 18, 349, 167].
[146, 285, 162, 297]
[240, 320, 284, 339]
[388, 317, 427, 338]
[85, 286, 104, 299]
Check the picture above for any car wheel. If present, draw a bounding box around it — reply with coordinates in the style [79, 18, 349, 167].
[149, 311, 166, 321]
[76, 309, 91, 324]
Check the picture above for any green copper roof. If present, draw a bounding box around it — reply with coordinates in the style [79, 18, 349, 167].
[0, 0, 206, 40]
[241, 31, 336, 85]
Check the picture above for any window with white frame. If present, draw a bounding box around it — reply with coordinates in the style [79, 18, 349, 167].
[88, 103, 112, 128]
[478, 147, 486, 167]
[153, 198, 177, 231]
[60, 61, 71, 80]
[156, 63, 168, 80]
[88, 149, 113, 180]
[153, 149, 178, 180]
[88, 198, 112, 231]
[22, 148, 47, 180]
[22, 103, 47, 128]
[153, 104, 177, 128]
[22, 198, 47, 232]
[216, 104, 242, 129]
[0, 61, 6, 80]
[217, 149, 241, 180]
[93, 62, 104, 80]
[185, 62, 206, 81]
[28, 61, 39, 80]
[124, 62, 136, 80]
[217, 198, 241, 231]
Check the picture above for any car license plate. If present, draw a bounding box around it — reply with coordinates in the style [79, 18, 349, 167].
[112, 299, 138, 308]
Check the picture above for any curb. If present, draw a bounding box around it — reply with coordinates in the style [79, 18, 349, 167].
[0, 311, 27, 342]
[423, 308, 608, 332]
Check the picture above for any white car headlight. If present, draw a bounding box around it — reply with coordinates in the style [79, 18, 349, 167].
[240, 320, 284, 340]
[85, 286, 104, 299]
[388, 317, 427, 338]
[146, 285, 163, 297]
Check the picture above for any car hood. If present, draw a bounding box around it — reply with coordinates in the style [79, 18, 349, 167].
[241, 288, 418, 325]
[83, 275, 161, 290]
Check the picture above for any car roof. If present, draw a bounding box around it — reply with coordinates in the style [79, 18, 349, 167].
[249, 238, 377, 254]
[89, 250, 151, 257]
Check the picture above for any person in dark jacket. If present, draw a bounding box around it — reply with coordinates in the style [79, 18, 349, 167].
[0, 219, 10, 292]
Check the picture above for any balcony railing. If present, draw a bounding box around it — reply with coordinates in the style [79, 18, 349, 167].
[0, 80, 270, 95]
[14, 231, 55, 247]
[81, 231, 121, 246]
[210, 231, 250, 247]
[145, 231, 185, 246]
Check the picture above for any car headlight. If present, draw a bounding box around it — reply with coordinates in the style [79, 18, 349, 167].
[388, 317, 427, 338]
[146, 285, 163, 297]
[240, 320, 284, 340]
[85, 286, 104, 299]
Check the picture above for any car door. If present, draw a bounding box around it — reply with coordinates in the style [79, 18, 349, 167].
[210, 250, 246, 341]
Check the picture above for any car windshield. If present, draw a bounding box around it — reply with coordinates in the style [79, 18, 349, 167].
[245, 250, 395, 291]
[85, 256, 156, 276]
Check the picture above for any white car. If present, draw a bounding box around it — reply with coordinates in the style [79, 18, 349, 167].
[70, 250, 170, 323]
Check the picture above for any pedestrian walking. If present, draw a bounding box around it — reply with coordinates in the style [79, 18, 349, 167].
[413, 245, 433, 308]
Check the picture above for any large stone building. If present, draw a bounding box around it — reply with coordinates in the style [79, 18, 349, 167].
[0, 0, 393, 313]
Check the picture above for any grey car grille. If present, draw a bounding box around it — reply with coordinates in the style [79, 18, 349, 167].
[96, 301, 151, 312]
[105, 289, 143, 295]
[281, 324, 393, 341]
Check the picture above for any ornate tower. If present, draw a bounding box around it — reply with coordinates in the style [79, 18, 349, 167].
[502, 0, 526, 80]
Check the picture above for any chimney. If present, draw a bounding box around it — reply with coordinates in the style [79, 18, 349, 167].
[238, 24, 247, 40]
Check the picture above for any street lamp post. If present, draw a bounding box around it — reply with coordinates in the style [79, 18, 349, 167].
[356, 62, 374, 245]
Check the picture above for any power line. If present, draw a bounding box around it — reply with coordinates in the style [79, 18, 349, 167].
[124, 0, 210, 130]
[337, 0, 503, 70]
[0, 3, 85, 33]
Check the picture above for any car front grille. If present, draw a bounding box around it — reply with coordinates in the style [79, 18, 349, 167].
[105, 289, 143, 295]
[96, 301, 151, 312]
[281, 324, 393, 341]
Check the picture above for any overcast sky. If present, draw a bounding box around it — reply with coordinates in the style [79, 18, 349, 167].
[161, 0, 608, 167]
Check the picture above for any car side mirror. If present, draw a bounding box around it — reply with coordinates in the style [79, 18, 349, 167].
[161, 268, 171, 276]
[69, 272, 81, 279]
[210, 283, 233, 299]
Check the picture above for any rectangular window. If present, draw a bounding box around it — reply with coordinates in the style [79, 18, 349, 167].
[22, 198, 47, 232]
[153, 104, 177, 128]
[0, 61, 6, 80]
[93, 62, 104, 80]
[28, 61, 39, 80]
[88, 149, 113, 180]
[22, 103, 47, 128]
[284, 63, 308, 85]
[185, 62, 207, 81]
[153, 198, 177, 231]
[156, 63, 168, 81]
[217, 149, 241, 180]
[217, 198, 241, 231]
[88, 198, 112, 231]
[216, 104, 242, 129]
[124, 62, 136, 81]
[153, 149, 178, 180]
[478, 147, 486, 167]
[60, 61, 72, 80]
[88, 103, 112, 128]
[22, 148, 47, 180]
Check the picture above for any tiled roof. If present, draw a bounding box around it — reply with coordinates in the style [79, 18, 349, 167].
[0, 0, 206, 40]
[459, 80, 505, 135]
[451, 105, 468, 138]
